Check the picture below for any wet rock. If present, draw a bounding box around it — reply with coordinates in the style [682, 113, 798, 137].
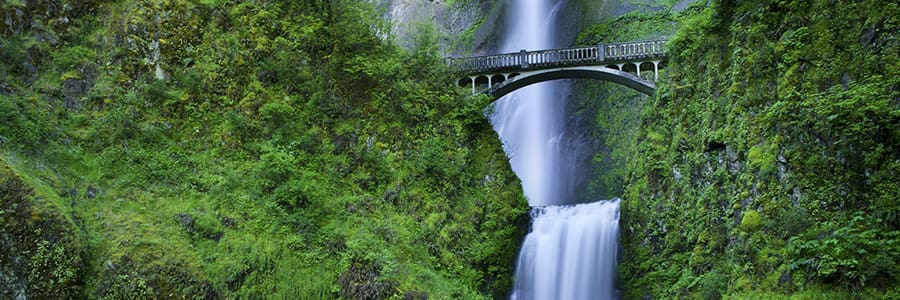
[86, 186, 98, 198]
[339, 259, 397, 300]
[778, 271, 793, 287]
[225, 268, 250, 291]
[206, 231, 223, 242]
[219, 215, 236, 228]
[61, 78, 87, 109]
[174, 213, 195, 233]
[861, 24, 877, 47]
[404, 290, 428, 300]
[61, 64, 96, 110]
[841, 72, 852, 90]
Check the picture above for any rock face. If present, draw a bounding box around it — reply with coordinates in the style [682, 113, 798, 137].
[375, 0, 506, 55]
[376, 0, 676, 56]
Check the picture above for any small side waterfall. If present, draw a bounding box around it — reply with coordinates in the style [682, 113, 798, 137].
[489, 1, 622, 299]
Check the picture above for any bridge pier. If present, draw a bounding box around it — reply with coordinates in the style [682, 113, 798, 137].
[652, 61, 660, 81]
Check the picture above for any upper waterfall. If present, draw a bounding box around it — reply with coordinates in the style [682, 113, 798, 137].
[490, 0, 576, 206]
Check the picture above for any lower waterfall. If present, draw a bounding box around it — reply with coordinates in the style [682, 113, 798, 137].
[510, 199, 621, 300]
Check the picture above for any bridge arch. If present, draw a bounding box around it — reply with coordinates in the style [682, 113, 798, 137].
[488, 66, 656, 98]
[448, 39, 668, 97]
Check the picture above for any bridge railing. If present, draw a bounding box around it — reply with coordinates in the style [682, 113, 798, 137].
[604, 40, 666, 60]
[447, 40, 667, 75]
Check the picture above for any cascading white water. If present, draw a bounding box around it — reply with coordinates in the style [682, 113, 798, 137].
[490, 0, 570, 207]
[511, 200, 620, 300]
[489, 1, 622, 299]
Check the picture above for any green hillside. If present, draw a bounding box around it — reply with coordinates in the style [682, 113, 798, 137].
[1, 0, 526, 298]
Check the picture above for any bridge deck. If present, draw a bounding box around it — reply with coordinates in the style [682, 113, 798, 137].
[447, 40, 667, 76]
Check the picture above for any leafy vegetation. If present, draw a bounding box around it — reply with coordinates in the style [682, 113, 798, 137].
[0, 0, 527, 298]
[610, 0, 900, 298]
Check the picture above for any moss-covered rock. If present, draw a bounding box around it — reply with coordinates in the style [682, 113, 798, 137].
[617, 0, 900, 297]
[0, 162, 85, 299]
[94, 255, 219, 299]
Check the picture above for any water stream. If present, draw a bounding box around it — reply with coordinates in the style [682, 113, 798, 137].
[489, 1, 621, 299]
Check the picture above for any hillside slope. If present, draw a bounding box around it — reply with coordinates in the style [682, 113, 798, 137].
[1, 0, 527, 298]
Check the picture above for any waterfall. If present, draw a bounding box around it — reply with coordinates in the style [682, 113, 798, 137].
[490, 0, 570, 207]
[489, 1, 621, 299]
[511, 200, 620, 300]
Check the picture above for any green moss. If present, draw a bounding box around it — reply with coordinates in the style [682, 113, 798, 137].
[740, 210, 762, 232]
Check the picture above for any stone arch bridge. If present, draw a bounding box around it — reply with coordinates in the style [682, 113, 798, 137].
[447, 40, 667, 97]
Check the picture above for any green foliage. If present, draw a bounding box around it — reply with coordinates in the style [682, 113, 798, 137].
[576, 11, 677, 45]
[789, 213, 900, 289]
[0, 0, 527, 298]
[615, 0, 900, 298]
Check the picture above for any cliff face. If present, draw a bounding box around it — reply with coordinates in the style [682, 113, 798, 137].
[564, 0, 898, 297]
[616, 0, 900, 298]
[375, 0, 505, 55]
[375, 0, 676, 56]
